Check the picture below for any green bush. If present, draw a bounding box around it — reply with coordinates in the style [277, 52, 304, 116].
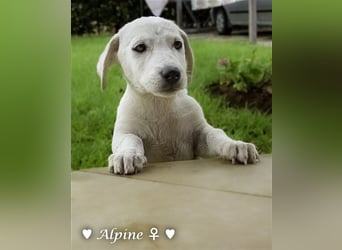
[71, 0, 146, 35]
[217, 49, 272, 92]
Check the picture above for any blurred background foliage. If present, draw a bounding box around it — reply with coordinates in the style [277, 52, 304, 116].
[71, 0, 210, 35]
[72, 0, 142, 35]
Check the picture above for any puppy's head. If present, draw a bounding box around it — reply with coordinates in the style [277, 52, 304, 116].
[97, 17, 194, 97]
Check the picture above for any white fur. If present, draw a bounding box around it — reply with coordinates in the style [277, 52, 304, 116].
[97, 17, 259, 175]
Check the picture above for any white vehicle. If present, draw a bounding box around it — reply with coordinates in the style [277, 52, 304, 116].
[210, 0, 272, 34]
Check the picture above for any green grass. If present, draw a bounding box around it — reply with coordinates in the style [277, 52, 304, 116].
[72, 36, 272, 170]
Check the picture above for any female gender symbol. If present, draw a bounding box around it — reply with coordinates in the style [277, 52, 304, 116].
[148, 227, 159, 240]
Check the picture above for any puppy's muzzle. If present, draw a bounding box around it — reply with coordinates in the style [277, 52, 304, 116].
[160, 66, 181, 92]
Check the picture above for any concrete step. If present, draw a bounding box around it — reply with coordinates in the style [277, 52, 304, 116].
[72, 155, 272, 250]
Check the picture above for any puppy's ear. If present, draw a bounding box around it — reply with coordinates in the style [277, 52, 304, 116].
[96, 34, 119, 90]
[179, 29, 194, 84]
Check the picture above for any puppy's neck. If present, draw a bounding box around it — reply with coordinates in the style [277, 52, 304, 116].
[124, 85, 185, 117]
[126, 84, 184, 102]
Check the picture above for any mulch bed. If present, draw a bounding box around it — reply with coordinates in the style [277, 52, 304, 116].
[207, 81, 272, 115]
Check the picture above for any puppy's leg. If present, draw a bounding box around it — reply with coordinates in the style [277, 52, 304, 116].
[108, 134, 147, 175]
[196, 125, 259, 165]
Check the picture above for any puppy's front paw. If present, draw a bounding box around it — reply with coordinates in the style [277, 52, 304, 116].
[220, 141, 259, 165]
[108, 153, 147, 175]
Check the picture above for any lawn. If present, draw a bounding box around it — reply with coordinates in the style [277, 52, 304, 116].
[72, 35, 272, 170]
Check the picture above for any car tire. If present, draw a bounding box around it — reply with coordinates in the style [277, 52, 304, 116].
[215, 9, 232, 35]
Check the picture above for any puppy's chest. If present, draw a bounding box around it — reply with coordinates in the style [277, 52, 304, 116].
[140, 118, 194, 161]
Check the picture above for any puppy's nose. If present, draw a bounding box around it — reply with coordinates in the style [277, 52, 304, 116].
[160, 66, 181, 84]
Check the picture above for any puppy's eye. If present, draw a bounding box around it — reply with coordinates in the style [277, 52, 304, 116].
[133, 43, 147, 53]
[174, 40, 182, 50]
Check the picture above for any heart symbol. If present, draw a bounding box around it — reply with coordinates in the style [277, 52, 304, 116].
[82, 228, 92, 239]
[165, 228, 175, 239]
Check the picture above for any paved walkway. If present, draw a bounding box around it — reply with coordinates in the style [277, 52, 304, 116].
[72, 155, 272, 250]
[188, 31, 272, 47]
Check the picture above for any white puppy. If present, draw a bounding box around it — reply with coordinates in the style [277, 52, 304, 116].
[97, 16, 259, 175]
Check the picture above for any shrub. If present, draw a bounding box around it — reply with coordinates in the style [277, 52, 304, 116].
[71, 0, 146, 35]
[217, 49, 272, 93]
